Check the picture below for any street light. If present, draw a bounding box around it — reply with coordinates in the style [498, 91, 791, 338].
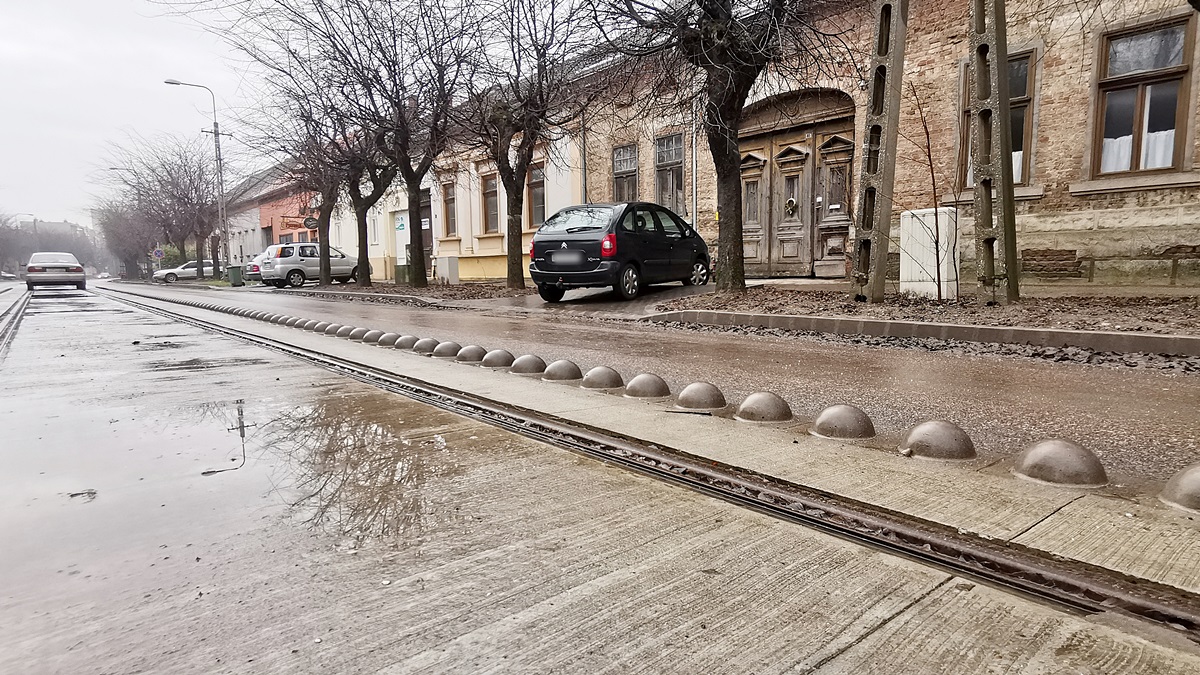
[164, 78, 229, 278]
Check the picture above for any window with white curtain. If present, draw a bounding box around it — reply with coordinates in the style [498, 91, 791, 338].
[1096, 20, 1191, 175]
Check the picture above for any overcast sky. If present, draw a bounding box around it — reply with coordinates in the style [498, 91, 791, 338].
[0, 0, 252, 227]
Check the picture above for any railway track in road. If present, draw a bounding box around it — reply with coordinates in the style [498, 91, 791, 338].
[0, 289, 31, 362]
[95, 286, 1200, 645]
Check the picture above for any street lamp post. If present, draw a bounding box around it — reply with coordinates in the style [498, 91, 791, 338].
[164, 79, 229, 278]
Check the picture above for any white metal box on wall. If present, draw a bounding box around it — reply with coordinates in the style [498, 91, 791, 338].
[899, 207, 959, 300]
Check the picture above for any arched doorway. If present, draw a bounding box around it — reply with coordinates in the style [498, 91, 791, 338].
[739, 89, 855, 278]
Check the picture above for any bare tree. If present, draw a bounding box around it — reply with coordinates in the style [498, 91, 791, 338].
[457, 0, 614, 289]
[94, 198, 160, 279]
[106, 134, 220, 277]
[589, 0, 858, 293]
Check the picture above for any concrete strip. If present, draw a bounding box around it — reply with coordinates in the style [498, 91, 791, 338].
[811, 578, 1200, 673]
[1013, 496, 1200, 594]
[104, 289, 1200, 593]
[645, 309, 1200, 357]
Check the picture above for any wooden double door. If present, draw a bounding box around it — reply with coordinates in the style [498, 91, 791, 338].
[739, 122, 855, 278]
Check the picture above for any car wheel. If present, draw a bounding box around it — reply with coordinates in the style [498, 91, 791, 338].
[348, 267, 358, 282]
[286, 270, 306, 288]
[164, 273, 178, 283]
[272, 280, 287, 289]
[26, 283, 34, 291]
[76, 282, 87, 290]
[683, 259, 710, 286]
[537, 285, 565, 303]
[615, 264, 640, 300]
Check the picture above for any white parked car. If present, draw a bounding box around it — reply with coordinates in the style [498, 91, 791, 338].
[259, 243, 360, 288]
[24, 252, 86, 290]
[153, 261, 219, 283]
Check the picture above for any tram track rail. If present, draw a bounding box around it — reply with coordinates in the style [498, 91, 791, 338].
[0, 289, 31, 363]
[97, 286, 1200, 644]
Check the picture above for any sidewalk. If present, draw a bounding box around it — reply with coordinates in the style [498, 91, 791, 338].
[103, 287, 1200, 625]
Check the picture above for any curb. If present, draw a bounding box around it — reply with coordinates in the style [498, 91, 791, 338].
[280, 288, 441, 307]
[643, 309, 1200, 357]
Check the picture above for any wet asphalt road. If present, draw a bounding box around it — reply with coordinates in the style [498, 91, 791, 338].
[6, 288, 1200, 673]
[107, 280, 1200, 483]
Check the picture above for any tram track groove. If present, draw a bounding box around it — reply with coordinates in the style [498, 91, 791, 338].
[96, 287, 1200, 644]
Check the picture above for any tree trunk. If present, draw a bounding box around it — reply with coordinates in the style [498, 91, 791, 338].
[316, 185, 339, 286]
[210, 235, 221, 279]
[194, 232, 206, 279]
[354, 204, 372, 287]
[503, 183, 527, 289]
[406, 178, 427, 288]
[705, 97, 747, 293]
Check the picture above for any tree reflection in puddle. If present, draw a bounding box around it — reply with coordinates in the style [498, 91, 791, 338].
[256, 390, 463, 546]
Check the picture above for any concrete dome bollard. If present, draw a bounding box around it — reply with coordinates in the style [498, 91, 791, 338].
[273, 315, 292, 325]
[625, 373, 670, 398]
[1012, 439, 1108, 488]
[286, 317, 304, 327]
[361, 330, 385, 344]
[581, 366, 624, 390]
[348, 327, 371, 341]
[510, 355, 547, 375]
[811, 404, 876, 439]
[323, 324, 343, 336]
[543, 359, 583, 381]
[376, 332, 401, 347]
[335, 325, 356, 338]
[1160, 462, 1200, 514]
[735, 392, 793, 422]
[432, 341, 463, 358]
[456, 345, 488, 363]
[412, 337, 440, 354]
[394, 335, 419, 350]
[310, 321, 331, 333]
[676, 382, 727, 411]
[898, 420, 976, 460]
[481, 349, 516, 368]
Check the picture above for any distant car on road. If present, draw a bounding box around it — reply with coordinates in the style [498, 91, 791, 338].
[259, 243, 359, 288]
[244, 252, 268, 283]
[153, 261, 218, 283]
[97, 272, 112, 279]
[23, 252, 87, 290]
[529, 202, 711, 302]
[0, 271, 16, 281]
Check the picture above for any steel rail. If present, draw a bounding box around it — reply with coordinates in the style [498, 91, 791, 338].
[98, 287, 1200, 643]
[0, 290, 31, 363]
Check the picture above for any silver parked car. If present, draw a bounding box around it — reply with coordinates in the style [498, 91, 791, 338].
[24, 252, 86, 290]
[259, 243, 359, 287]
[153, 261, 218, 283]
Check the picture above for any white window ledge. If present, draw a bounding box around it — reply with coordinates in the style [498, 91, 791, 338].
[475, 232, 504, 239]
[1068, 172, 1200, 196]
[942, 185, 1045, 204]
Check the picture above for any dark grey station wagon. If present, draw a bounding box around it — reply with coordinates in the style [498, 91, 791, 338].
[528, 203, 711, 302]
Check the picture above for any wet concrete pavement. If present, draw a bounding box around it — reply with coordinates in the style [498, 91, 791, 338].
[112, 281, 1200, 483]
[6, 289, 1200, 672]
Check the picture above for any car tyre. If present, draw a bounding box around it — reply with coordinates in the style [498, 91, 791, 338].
[286, 270, 306, 287]
[76, 282, 86, 290]
[164, 272, 178, 283]
[348, 267, 358, 282]
[26, 282, 34, 291]
[615, 263, 640, 300]
[537, 285, 565, 303]
[683, 259, 710, 286]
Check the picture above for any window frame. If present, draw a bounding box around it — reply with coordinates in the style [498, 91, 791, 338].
[482, 175, 500, 234]
[526, 165, 546, 230]
[1092, 17, 1194, 177]
[958, 49, 1038, 189]
[654, 134, 686, 214]
[612, 144, 638, 202]
[442, 183, 457, 237]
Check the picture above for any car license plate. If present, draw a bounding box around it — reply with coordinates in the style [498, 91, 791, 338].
[551, 250, 583, 265]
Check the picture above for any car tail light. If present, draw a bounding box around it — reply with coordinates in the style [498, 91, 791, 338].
[68, 266, 83, 273]
[600, 233, 616, 258]
[529, 240, 535, 259]
[27, 266, 44, 273]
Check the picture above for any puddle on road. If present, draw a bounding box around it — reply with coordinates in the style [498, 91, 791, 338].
[146, 356, 269, 371]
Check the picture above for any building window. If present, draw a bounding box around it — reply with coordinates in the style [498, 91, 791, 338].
[370, 216, 379, 244]
[296, 232, 308, 243]
[279, 233, 294, 244]
[613, 145, 638, 202]
[527, 166, 545, 228]
[655, 134, 685, 214]
[1095, 20, 1191, 174]
[442, 184, 457, 236]
[961, 51, 1037, 187]
[483, 175, 499, 233]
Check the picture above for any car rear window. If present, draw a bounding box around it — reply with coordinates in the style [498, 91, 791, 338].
[537, 206, 615, 234]
[29, 253, 79, 264]
[277, 246, 294, 258]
